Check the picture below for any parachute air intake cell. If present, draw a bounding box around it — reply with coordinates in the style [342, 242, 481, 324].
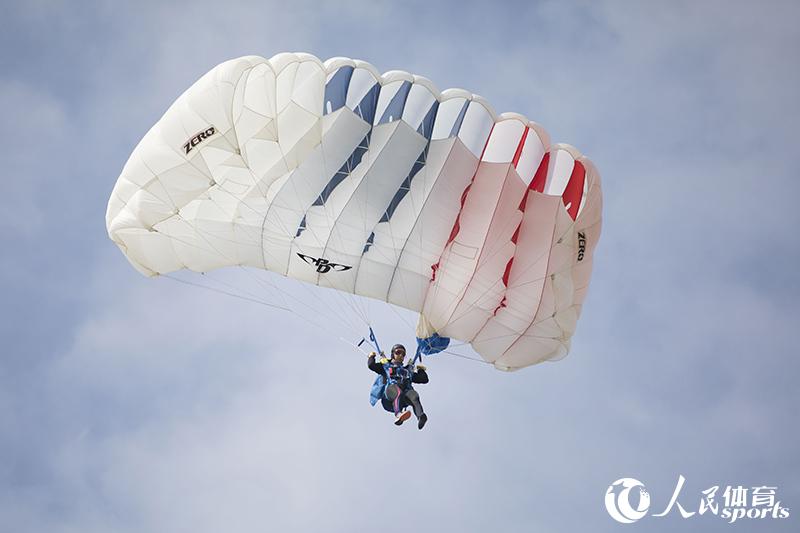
[106, 53, 602, 371]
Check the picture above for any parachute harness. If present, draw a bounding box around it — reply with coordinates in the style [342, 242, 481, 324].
[362, 326, 426, 409]
[359, 326, 423, 366]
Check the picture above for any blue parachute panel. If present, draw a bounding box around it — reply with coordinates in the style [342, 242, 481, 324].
[377, 81, 412, 125]
[416, 333, 450, 356]
[448, 100, 470, 138]
[324, 66, 354, 115]
[369, 375, 385, 406]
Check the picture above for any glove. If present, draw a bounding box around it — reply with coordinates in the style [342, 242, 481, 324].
[416, 364, 427, 371]
[369, 351, 377, 357]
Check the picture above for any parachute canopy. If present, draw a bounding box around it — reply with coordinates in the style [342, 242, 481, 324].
[106, 53, 602, 371]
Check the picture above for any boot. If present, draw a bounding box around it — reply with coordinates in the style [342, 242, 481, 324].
[394, 410, 411, 426]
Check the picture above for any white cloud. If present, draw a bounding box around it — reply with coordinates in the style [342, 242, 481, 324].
[0, 80, 69, 236]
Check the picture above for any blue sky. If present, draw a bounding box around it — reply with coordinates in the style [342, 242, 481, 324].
[1, 1, 798, 531]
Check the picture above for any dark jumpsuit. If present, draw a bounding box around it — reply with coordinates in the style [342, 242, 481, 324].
[368, 354, 429, 418]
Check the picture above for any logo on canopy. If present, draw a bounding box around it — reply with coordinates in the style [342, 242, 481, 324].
[297, 253, 352, 274]
[577, 231, 587, 261]
[183, 126, 216, 155]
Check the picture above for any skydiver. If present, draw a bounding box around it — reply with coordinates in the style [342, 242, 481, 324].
[368, 344, 429, 429]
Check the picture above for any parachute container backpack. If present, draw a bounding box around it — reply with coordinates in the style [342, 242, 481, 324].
[106, 53, 602, 371]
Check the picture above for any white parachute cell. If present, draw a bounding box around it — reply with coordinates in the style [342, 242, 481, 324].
[106, 53, 603, 371]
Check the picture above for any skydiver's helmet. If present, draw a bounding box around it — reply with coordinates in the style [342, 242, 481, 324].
[391, 344, 407, 362]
